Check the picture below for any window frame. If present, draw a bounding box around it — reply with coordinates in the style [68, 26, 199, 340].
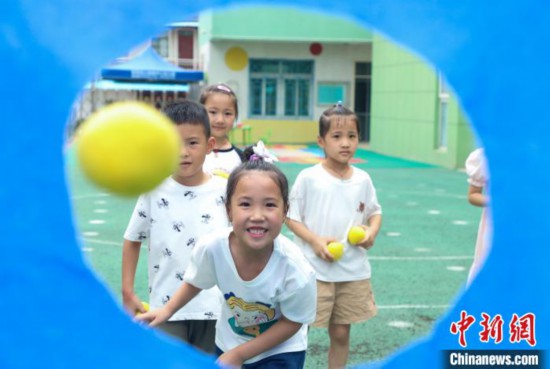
[249, 59, 314, 119]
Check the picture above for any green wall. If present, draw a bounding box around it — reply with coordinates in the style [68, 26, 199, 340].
[369, 34, 475, 169]
[200, 7, 372, 42]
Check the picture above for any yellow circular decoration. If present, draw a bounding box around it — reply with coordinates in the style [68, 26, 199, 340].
[225, 47, 248, 71]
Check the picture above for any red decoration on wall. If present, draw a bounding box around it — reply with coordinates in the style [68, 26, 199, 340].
[310, 42, 323, 56]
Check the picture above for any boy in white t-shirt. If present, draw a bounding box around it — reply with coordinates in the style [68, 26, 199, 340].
[286, 103, 382, 369]
[122, 101, 229, 353]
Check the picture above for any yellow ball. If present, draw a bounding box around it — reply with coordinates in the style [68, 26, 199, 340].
[76, 101, 180, 196]
[327, 242, 344, 261]
[348, 226, 366, 245]
[135, 301, 150, 316]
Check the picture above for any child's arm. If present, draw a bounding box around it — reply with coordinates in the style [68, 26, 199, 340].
[286, 218, 336, 261]
[135, 282, 202, 326]
[218, 316, 302, 368]
[357, 214, 382, 249]
[468, 184, 487, 207]
[121, 239, 145, 315]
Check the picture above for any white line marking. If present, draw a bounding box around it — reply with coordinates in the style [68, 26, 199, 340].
[94, 209, 109, 213]
[388, 320, 414, 328]
[72, 193, 111, 200]
[452, 220, 469, 225]
[82, 231, 99, 237]
[80, 238, 147, 249]
[446, 265, 467, 272]
[414, 247, 431, 253]
[89, 220, 105, 225]
[370, 256, 472, 260]
[79, 238, 472, 260]
[378, 304, 450, 310]
[399, 190, 467, 200]
[81, 238, 120, 246]
[385, 232, 401, 237]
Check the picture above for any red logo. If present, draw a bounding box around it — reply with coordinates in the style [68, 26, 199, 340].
[479, 313, 504, 343]
[450, 310, 476, 347]
[450, 311, 537, 347]
[509, 313, 536, 346]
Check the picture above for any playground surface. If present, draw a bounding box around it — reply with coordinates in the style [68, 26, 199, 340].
[66, 144, 481, 368]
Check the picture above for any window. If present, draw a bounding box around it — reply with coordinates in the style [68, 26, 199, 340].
[249, 60, 313, 118]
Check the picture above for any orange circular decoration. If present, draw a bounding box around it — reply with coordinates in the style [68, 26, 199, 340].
[225, 47, 248, 71]
[310, 42, 323, 56]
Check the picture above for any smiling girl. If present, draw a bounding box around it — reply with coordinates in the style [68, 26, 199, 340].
[137, 143, 316, 369]
[200, 84, 245, 178]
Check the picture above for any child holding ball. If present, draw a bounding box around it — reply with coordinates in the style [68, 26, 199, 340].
[286, 103, 382, 369]
[121, 101, 229, 353]
[137, 143, 317, 369]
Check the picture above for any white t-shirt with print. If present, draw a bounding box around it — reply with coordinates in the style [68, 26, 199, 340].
[184, 228, 317, 364]
[288, 163, 382, 282]
[203, 145, 243, 178]
[124, 175, 229, 321]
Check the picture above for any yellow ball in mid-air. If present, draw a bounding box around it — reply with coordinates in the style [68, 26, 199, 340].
[348, 226, 366, 245]
[76, 101, 180, 196]
[327, 242, 344, 261]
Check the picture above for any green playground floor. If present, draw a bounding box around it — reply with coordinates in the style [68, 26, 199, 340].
[66, 144, 481, 368]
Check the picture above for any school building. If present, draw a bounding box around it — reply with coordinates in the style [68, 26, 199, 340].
[155, 6, 477, 168]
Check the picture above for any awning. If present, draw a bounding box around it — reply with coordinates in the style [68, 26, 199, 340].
[100, 46, 203, 83]
[85, 80, 189, 92]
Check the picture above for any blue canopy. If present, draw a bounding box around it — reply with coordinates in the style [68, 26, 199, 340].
[100, 46, 203, 82]
[84, 79, 189, 92]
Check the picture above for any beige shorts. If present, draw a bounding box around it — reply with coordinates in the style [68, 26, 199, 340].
[312, 279, 377, 328]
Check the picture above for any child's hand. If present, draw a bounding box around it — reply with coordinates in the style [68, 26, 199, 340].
[312, 237, 337, 262]
[134, 307, 171, 327]
[217, 349, 244, 369]
[123, 293, 146, 316]
[356, 227, 375, 250]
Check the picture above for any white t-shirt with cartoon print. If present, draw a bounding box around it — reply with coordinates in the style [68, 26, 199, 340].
[288, 163, 382, 282]
[184, 228, 317, 364]
[203, 145, 243, 178]
[124, 175, 229, 321]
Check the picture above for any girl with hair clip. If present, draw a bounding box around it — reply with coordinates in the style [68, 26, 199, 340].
[200, 83, 245, 178]
[137, 141, 317, 369]
[286, 102, 382, 369]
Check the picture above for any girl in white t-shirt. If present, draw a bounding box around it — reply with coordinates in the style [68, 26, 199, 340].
[465, 148, 491, 284]
[137, 144, 317, 369]
[286, 103, 382, 369]
[200, 84, 245, 178]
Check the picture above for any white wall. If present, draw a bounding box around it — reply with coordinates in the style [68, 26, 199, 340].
[204, 40, 371, 121]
